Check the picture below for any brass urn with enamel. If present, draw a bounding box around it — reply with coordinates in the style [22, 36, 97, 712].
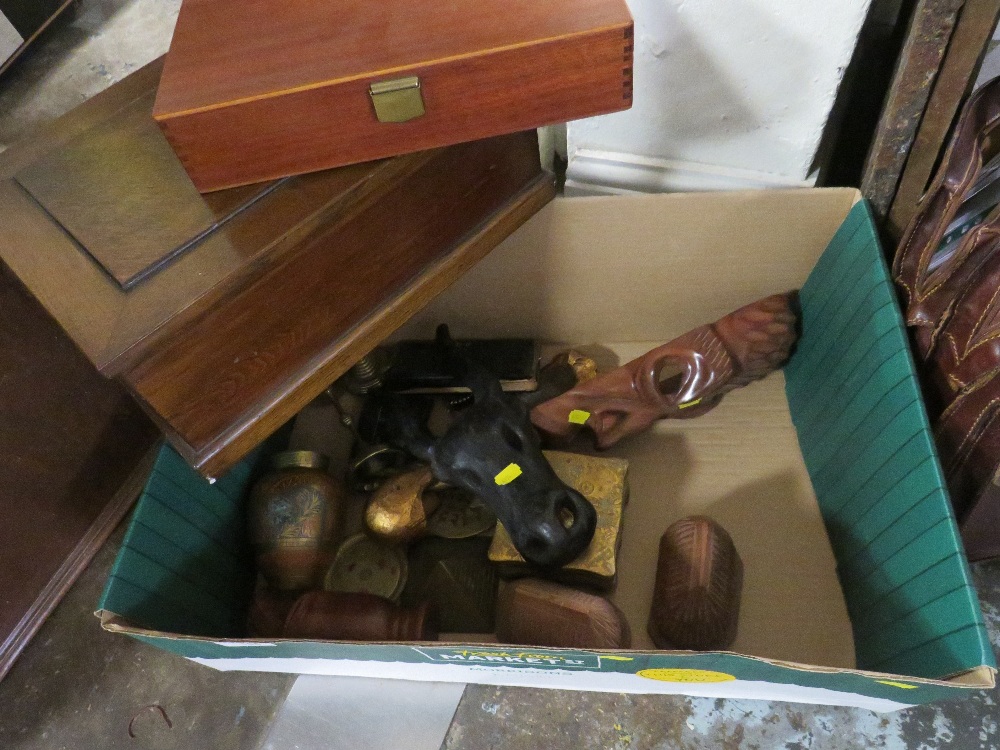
[247, 451, 344, 591]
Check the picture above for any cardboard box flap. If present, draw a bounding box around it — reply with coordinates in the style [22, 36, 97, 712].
[394, 188, 860, 346]
[95, 609, 993, 709]
[946, 666, 996, 688]
[784, 202, 996, 679]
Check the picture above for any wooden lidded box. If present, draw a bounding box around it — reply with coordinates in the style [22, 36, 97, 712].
[0, 59, 555, 479]
[152, 0, 634, 191]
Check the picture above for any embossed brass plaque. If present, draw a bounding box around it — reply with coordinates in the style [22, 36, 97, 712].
[489, 451, 629, 589]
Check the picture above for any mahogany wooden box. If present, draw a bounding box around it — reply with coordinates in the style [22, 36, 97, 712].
[152, 0, 634, 192]
[0, 59, 555, 479]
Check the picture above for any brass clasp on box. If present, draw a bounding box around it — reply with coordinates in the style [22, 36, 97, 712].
[369, 76, 425, 123]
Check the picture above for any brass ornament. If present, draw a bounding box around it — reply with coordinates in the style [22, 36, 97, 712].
[369, 76, 425, 123]
[365, 465, 439, 543]
[425, 488, 497, 539]
[559, 350, 598, 384]
[247, 451, 344, 591]
[323, 533, 409, 601]
[488, 450, 628, 589]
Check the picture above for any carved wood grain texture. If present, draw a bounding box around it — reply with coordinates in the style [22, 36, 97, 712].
[124, 133, 553, 478]
[154, 0, 633, 191]
[496, 578, 631, 650]
[648, 516, 743, 651]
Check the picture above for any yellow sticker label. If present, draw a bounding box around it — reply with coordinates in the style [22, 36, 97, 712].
[568, 409, 591, 425]
[494, 463, 523, 485]
[637, 668, 736, 683]
[678, 398, 702, 410]
[876, 680, 918, 689]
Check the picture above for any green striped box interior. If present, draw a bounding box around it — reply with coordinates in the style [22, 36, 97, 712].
[100, 200, 994, 683]
[100, 443, 265, 637]
[784, 201, 994, 679]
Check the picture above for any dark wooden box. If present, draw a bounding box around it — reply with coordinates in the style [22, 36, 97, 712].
[0, 59, 554, 479]
[0, 263, 159, 682]
[152, 0, 633, 191]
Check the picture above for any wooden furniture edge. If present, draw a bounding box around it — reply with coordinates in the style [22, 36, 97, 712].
[885, 0, 1000, 243]
[0, 57, 164, 177]
[0, 0, 76, 79]
[0, 86, 441, 378]
[156, 28, 632, 192]
[179, 172, 556, 479]
[860, 0, 964, 225]
[102, 150, 439, 377]
[0, 441, 160, 682]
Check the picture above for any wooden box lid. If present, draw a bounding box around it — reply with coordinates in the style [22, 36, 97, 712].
[0, 59, 555, 477]
[0, 60, 423, 376]
[152, 0, 633, 191]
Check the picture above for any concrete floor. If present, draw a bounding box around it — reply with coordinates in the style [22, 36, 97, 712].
[0, 525, 293, 750]
[2, 2, 1000, 748]
[0, 0, 179, 151]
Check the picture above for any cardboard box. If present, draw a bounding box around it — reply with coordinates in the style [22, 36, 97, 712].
[98, 189, 996, 712]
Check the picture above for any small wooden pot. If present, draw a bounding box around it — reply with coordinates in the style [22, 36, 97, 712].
[647, 516, 743, 651]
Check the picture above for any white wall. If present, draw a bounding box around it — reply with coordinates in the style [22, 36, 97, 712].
[566, 0, 873, 194]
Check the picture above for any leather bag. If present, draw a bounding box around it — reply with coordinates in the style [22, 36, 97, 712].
[893, 75, 1000, 560]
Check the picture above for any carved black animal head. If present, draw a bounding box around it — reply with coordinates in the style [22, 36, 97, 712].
[362, 325, 597, 568]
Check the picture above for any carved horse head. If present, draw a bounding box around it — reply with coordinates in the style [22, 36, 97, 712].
[362, 326, 597, 567]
